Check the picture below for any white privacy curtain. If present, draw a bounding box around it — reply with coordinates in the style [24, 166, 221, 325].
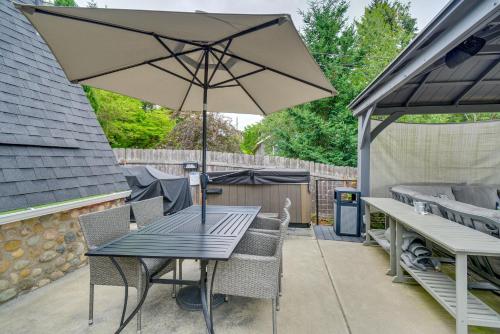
[370, 120, 500, 197]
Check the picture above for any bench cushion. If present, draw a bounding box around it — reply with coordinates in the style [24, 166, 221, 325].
[437, 198, 500, 235]
[452, 184, 499, 210]
[392, 184, 456, 200]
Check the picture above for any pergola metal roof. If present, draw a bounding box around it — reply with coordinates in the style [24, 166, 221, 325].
[350, 0, 500, 197]
[350, 0, 500, 120]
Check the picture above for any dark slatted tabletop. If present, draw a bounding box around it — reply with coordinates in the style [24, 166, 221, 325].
[86, 205, 261, 261]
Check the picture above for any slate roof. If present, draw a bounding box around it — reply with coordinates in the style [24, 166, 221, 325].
[0, 0, 129, 212]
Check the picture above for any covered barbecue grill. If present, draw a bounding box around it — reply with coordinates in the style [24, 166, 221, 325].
[121, 165, 192, 215]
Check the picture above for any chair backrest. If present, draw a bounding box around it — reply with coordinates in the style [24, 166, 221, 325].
[276, 208, 290, 255]
[78, 205, 131, 249]
[131, 196, 164, 229]
[278, 198, 292, 221]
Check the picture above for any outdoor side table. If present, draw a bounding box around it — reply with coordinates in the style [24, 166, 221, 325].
[86, 205, 261, 334]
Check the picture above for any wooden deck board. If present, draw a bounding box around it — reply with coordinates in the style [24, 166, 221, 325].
[313, 225, 363, 243]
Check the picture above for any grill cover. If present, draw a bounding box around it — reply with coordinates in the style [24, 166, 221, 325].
[121, 165, 192, 214]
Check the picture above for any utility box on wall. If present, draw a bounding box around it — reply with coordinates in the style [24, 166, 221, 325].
[333, 187, 361, 237]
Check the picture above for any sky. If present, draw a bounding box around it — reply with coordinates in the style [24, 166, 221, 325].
[75, 0, 450, 129]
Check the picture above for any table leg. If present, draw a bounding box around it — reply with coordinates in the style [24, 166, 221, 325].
[200, 259, 215, 334]
[456, 253, 468, 334]
[363, 203, 372, 245]
[393, 221, 405, 283]
[387, 217, 396, 276]
[110, 257, 151, 334]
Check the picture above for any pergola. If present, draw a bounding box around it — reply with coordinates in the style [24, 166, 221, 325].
[349, 0, 500, 196]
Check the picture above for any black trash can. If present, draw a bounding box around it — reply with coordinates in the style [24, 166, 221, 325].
[333, 187, 361, 237]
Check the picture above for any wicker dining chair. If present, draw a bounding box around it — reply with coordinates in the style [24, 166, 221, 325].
[79, 204, 175, 333]
[250, 198, 291, 232]
[250, 200, 291, 300]
[207, 212, 289, 334]
[256, 197, 292, 222]
[131, 196, 165, 229]
[131, 196, 183, 297]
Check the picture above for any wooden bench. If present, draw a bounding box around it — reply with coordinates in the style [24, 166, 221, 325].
[363, 197, 500, 334]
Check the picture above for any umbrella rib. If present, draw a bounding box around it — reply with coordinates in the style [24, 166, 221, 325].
[210, 68, 266, 88]
[211, 47, 334, 94]
[179, 51, 206, 111]
[207, 40, 232, 85]
[210, 50, 267, 116]
[210, 84, 240, 89]
[148, 63, 203, 87]
[208, 17, 284, 47]
[154, 35, 204, 87]
[30, 7, 204, 48]
[71, 47, 204, 83]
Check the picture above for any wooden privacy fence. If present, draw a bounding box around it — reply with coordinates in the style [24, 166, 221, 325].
[113, 149, 357, 223]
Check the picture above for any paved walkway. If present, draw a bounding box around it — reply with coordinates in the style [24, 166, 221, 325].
[0, 229, 499, 333]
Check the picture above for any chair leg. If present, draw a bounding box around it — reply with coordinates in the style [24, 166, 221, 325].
[137, 274, 142, 334]
[279, 273, 282, 297]
[272, 298, 277, 334]
[280, 255, 283, 278]
[89, 284, 94, 325]
[171, 265, 177, 298]
[179, 259, 183, 289]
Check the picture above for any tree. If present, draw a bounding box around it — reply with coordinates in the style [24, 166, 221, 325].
[242, 0, 418, 166]
[163, 112, 241, 153]
[88, 88, 175, 148]
[242, 0, 361, 165]
[54, 0, 77, 6]
[240, 123, 262, 154]
[353, 0, 416, 89]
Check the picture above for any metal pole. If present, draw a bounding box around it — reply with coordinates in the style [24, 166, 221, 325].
[315, 179, 319, 225]
[201, 48, 209, 224]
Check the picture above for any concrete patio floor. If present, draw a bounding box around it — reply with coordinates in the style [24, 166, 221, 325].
[0, 229, 499, 334]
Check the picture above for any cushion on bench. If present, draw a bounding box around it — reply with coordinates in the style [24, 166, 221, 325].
[451, 184, 500, 210]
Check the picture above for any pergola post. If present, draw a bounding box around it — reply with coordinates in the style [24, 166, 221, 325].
[357, 112, 371, 197]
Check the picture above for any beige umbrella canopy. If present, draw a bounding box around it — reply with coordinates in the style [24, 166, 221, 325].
[15, 4, 336, 114]
[15, 4, 336, 222]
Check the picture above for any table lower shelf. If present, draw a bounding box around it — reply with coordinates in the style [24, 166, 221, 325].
[367, 228, 500, 328]
[401, 259, 500, 328]
[367, 229, 390, 252]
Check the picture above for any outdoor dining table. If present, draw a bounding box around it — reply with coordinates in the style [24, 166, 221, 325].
[86, 204, 261, 334]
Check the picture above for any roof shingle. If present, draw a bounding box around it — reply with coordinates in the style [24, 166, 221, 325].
[0, 0, 129, 212]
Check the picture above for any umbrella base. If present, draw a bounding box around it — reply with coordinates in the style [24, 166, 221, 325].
[176, 286, 225, 311]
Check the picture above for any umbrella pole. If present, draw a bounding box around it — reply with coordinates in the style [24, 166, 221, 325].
[201, 48, 209, 224]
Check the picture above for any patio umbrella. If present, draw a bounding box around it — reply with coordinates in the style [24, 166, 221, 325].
[15, 4, 336, 223]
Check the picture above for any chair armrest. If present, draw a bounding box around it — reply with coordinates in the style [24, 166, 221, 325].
[258, 212, 279, 219]
[235, 231, 279, 256]
[250, 216, 281, 230]
[208, 253, 280, 298]
[247, 228, 280, 236]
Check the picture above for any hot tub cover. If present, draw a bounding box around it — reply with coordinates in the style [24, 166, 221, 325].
[121, 165, 192, 214]
[208, 169, 310, 185]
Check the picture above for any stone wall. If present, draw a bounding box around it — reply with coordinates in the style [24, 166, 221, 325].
[0, 198, 124, 303]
